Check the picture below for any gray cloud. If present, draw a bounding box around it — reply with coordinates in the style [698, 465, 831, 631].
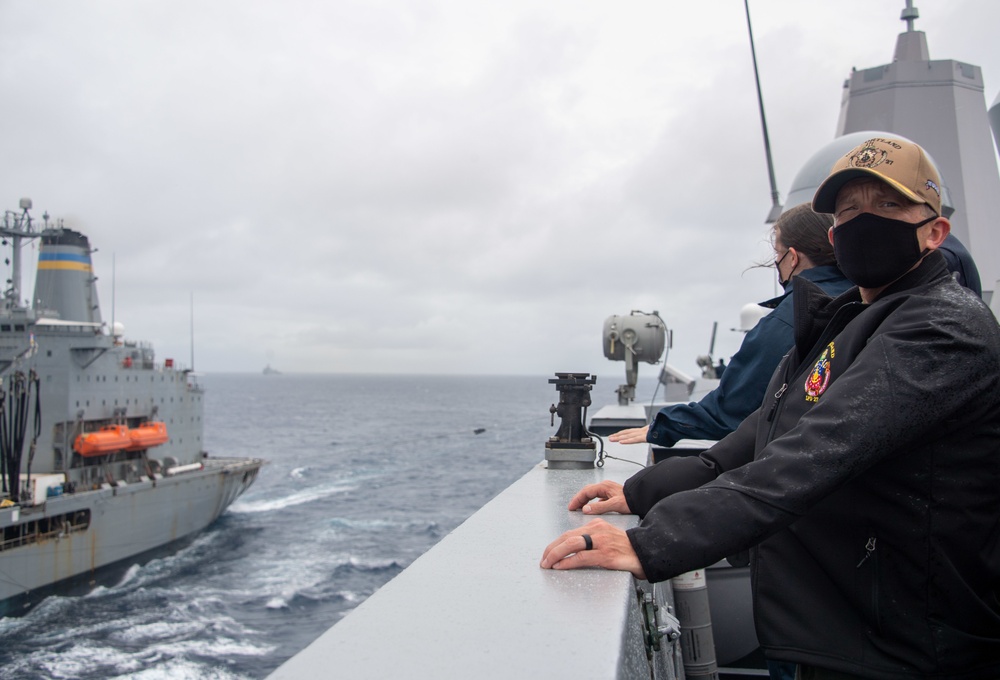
[2, 0, 997, 383]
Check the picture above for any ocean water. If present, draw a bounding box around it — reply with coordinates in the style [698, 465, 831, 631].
[0, 372, 650, 679]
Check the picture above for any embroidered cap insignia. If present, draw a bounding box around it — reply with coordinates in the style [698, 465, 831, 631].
[850, 144, 888, 169]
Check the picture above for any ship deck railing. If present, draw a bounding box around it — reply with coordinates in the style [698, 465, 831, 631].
[268, 440, 684, 679]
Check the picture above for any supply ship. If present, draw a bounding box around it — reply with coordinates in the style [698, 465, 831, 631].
[0, 203, 262, 615]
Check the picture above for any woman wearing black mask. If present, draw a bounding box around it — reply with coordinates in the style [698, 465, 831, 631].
[609, 203, 852, 450]
[772, 203, 842, 288]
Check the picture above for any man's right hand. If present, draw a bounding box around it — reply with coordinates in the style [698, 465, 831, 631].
[567, 480, 631, 515]
[608, 425, 649, 445]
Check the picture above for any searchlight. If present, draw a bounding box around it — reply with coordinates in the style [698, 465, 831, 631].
[602, 311, 666, 406]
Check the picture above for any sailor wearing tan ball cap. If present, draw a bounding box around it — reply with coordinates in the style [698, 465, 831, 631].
[541, 136, 1000, 679]
[812, 136, 950, 298]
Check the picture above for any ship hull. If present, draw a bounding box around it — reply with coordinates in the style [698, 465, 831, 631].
[0, 456, 261, 615]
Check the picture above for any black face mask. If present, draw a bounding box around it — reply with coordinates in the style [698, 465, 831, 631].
[774, 249, 791, 288]
[832, 212, 935, 288]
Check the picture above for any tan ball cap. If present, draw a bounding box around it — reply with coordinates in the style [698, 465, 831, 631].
[811, 136, 942, 215]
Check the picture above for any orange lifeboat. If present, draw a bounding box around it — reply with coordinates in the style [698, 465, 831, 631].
[74, 425, 131, 457]
[126, 422, 169, 451]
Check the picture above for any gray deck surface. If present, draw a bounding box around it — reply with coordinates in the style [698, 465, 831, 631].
[269, 441, 649, 679]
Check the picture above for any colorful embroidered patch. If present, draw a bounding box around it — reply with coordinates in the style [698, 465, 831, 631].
[805, 342, 835, 402]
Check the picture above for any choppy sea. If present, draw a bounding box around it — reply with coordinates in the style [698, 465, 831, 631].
[0, 372, 650, 679]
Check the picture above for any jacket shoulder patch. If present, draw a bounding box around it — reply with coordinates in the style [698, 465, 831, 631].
[805, 342, 835, 402]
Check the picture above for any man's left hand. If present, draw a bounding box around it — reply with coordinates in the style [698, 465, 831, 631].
[539, 518, 646, 579]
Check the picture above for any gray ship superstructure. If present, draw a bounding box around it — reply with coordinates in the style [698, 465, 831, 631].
[0, 201, 262, 614]
[831, 4, 999, 296]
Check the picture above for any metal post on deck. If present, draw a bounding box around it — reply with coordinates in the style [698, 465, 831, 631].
[672, 569, 720, 679]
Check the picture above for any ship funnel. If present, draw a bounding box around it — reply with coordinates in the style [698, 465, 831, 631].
[33, 229, 103, 324]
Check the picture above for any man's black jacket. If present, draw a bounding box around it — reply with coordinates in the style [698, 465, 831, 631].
[624, 253, 1000, 679]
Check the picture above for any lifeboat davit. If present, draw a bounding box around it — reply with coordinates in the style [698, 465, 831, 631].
[127, 422, 169, 451]
[74, 425, 131, 457]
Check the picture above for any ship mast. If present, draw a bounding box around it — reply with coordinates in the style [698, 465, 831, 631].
[901, 0, 918, 32]
[0, 198, 43, 311]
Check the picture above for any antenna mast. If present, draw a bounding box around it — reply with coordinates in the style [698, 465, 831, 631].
[190, 292, 195, 371]
[0, 199, 40, 310]
[744, 0, 783, 223]
[901, 0, 919, 32]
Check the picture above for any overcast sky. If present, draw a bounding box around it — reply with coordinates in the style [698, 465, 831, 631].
[2, 0, 998, 383]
